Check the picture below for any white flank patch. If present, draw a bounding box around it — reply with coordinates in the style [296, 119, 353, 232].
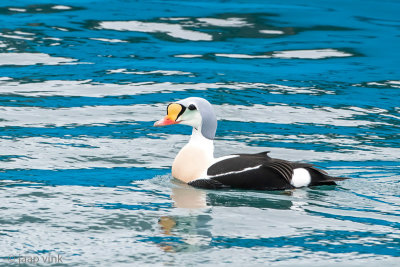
[291, 168, 311, 187]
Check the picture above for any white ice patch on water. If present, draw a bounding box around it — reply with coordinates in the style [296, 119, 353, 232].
[52, 27, 70, 32]
[13, 31, 35, 36]
[43, 37, 62, 41]
[215, 49, 353, 59]
[0, 33, 34, 40]
[241, 133, 361, 147]
[174, 54, 203, 58]
[259, 29, 284, 34]
[197, 17, 252, 27]
[98, 21, 212, 41]
[107, 68, 193, 76]
[89, 38, 128, 43]
[0, 135, 186, 170]
[0, 103, 387, 129]
[388, 81, 400, 85]
[1, 134, 399, 170]
[215, 53, 271, 59]
[0, 105, 164, 127]
[0, 53, 84, 66]
[356, 80, 400, 88]
[214, 104, 386, 127]
[8, 7, 26, 12]
[0, 80, 330, 97]
[52, 5, 72, 10]
[272, 49, 353, 59]
[160, 17, 190, 21]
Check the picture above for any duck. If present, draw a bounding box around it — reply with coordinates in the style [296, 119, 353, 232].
[154, 97, 348, 190]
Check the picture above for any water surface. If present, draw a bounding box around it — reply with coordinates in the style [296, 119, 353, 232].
[0, 0, 399, 266]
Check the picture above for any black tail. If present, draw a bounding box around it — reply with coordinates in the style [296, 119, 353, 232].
[308, 167, 350, 186]
[313, 176, 349, 186]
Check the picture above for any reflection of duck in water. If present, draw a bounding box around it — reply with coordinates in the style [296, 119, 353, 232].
[155, 97, 348, 190]
[169, 179, 300, 209]
[170, 181, 295, 209]
[158, 212, 213, 253]
[158, 185, 312, 253]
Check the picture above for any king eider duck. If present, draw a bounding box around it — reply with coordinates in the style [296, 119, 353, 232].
[154, 97, 348, 190]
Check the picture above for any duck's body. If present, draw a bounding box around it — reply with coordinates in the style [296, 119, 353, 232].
[155, 97, 348, 190]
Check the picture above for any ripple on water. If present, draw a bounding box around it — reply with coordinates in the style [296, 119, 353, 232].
[0, 79, 334, 97]
[0, 0, 399, 266]
[2, 176, 399, 265]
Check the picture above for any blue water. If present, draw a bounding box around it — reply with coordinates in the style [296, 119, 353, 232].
[0, 0, 399, 266]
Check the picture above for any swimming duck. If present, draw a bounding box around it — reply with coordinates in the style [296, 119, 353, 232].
[154, 97, 348, 190]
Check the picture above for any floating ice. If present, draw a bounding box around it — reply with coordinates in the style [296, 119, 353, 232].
[259, 29, 284, 34]
[272, 49, 353, 59]
[98, 21, 212, 41]
[215, 49, 353, 59]
[89, 38, 128, 43]
[107, 68, 193, 76]
[215, 53, 271, 59]
[0, 80, 331, 97]
[174, 54, 203, 58]
[0, 53, 82, 66]
[52, 5, 72, 10]
[197, 17, 252, 27]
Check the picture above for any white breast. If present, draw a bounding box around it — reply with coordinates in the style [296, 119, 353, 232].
[172, 144, 212, 183]
[171, 129, 214, 183]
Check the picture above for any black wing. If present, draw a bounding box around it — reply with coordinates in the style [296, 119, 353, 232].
[189, 152, 293, 190]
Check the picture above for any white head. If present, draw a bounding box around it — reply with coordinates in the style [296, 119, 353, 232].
[154, 97, 218, 140]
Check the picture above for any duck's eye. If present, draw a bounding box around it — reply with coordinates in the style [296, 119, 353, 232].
[188, 104, 197, 110]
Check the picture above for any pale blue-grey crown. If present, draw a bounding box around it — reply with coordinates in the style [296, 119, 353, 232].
[177, 97, 217, 140]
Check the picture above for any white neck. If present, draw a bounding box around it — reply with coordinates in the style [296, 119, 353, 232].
[189, 128, 214, 157]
